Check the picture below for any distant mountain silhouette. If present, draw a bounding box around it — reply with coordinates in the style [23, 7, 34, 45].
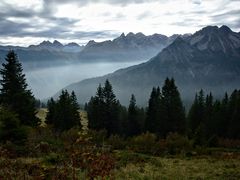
[0, 32, 175, 70]
[61, 25, 240, 105]
[79, 32, 181, 61]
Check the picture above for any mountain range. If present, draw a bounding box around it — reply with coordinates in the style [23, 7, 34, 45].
[78, 33, 183, 61]
[61, 25, 240, 105]
[0, 33, 179, 70]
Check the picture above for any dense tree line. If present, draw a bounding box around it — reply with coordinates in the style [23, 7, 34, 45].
[87, 79, 240, 142]
[188, 90, 240, 142]
[87, 78, 185, 137]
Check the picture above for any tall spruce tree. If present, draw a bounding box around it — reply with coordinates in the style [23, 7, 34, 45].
[188, 89, 205, 135]
[46, 90, 81, 131]
[228, 90, 240, 139]
[145, 87, 162, 134]
[0, 50, 39, 126]
[127, 94, 141, 136]
[87, 84, 105, 130]
[145, 78, 185, 137]
[87, 80, 122, 135]
[218, 93, 230, 137]
[103, 80, 121, 134]
[161, 78, 186, 136]
[204, 93, 214, 137]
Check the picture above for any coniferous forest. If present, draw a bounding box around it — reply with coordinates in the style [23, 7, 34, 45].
[0, 51, 240, 178]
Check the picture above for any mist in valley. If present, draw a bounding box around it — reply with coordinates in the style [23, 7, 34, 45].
[24, 60, 145, 100]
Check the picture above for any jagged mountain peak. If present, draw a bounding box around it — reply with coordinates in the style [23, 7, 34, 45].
[85, 40, 97, 47]
[219, 25, 232, 34]
[189, 25, 240, 52]
[39, 40, 52, 46]
[120, 32, 125, 37]
[53, 40, 63, 47]
[200, 25, 218, 34]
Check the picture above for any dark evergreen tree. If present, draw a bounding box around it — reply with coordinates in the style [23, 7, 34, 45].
[103, 80, 121, 134]
[161, 78, 185, 136]
[218, 93, 230, 137]
[0, 50, 39, 126]
[46, 90, 81, 131]
[211, 100, 223, 136]
[145, 87, 162, 134]
[127, 94, 141, 136]
[204, 92, 214, 137]
[45, 98, 56, 125]
[0, 107, 28, 145]
[188, 89, 205, 135]
[88, 84, 105, 131]
[228, 90, 240, 139]
[87, 80, 122, 135]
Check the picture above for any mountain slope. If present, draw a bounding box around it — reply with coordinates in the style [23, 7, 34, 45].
[62, 25, 240, 105]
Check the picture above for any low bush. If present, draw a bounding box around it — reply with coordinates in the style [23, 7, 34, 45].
[218, 138, 240, 149]
[166, 132, 193, 155]
[128, 132, 159, 155]
[107, 134, 126, 150]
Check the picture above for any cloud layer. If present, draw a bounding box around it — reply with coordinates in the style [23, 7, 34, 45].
[0, 0, 239, 46]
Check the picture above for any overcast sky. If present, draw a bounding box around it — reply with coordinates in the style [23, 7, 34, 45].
[0, 0, 239, 46]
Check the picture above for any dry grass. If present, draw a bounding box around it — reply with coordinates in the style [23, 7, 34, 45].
[114, 154, 240, 179]
[36, 108, 48, 126]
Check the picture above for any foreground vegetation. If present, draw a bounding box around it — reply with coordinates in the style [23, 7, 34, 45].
[1, 50, 240, 179]
[0, 125, 240, 179]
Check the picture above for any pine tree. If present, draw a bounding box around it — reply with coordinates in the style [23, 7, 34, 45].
[204, 92, 214, 137]
[46, 90, 81, 131]
[161, 78, 185, 136]
[87, 80, 122, 135]
[145, 87, 162, 134]
[88, 84, 105, 130]
[188, 89, 205, 135]
[127, 94, 141, 136]
[103, 80, 120, 134]
[0, 107, 28, 145]
[228, 90, 240, 139]
[218, 93, 230, 137]
[0, 50, 39, 126]
[45, 98, 56, 125]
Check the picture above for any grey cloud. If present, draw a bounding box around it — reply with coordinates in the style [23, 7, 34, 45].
[0, 1, 81, 39]
[191, 0, 202, 5]
[0, 15, 119, 40]
[210, 9, 240, 29]
[114, 13, 126, 20]
[0, 18, 33, 36]
[45, 0, 161, 6]
[170, 18, 201, 27]
[211, 10, 240, 20]
[137, 11, 152, 20]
